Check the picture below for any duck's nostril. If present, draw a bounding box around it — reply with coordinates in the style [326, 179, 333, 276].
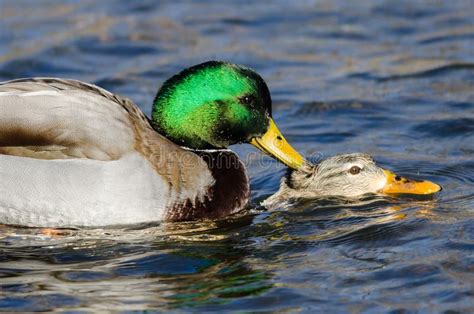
[276, 135, 283, 140]
[395, 176, 402, 181]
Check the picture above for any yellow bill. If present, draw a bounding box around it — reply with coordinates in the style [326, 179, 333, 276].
[381, 169, 441, 195]
[250, 118, 304, 170]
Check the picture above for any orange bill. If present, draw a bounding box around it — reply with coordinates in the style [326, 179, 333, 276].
[381, 169, 441, 195]
[250, 118, 305, 170]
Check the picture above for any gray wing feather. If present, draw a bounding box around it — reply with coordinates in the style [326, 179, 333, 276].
[0, 78, 141, 160]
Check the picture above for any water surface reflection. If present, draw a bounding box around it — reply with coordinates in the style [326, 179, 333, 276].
[1, 0, 473, 312]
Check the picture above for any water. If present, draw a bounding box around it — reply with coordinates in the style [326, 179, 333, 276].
[0, 0, 473, 312]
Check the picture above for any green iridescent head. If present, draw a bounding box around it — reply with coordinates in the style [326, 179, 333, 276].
[151, 61, 305, 170]
[151, 61, 271, 149]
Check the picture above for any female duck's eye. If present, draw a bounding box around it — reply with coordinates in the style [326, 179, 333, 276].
[349, 166, 361, 175]
[240, 95, 255, 106]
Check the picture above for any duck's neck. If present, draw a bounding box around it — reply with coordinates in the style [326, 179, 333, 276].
[164, 149, 250, 221]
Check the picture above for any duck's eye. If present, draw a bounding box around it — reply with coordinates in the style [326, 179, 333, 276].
[240, 95, 256, 107]
[349, 166, 361, 175]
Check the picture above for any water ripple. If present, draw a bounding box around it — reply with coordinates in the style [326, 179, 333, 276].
[1, 0, 473, 312]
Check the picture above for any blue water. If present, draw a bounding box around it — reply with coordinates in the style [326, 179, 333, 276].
[1, 0, 473, 312]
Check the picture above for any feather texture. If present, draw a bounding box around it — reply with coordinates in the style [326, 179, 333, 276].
[0, 78, 225, 227]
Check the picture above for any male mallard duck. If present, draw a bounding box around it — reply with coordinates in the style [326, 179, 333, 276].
[263, 153, 441, 207]
[0, 61, 304, 227]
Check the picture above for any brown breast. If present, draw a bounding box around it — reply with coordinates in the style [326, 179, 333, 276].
[164, 150, 250, 221]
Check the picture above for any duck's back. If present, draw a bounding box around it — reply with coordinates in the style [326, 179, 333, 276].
[0, 78, 219, 227]
[0, 78, 137, 160]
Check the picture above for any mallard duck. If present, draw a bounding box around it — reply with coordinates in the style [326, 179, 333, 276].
[0, 61, 304, 227]
[263, 153, 441, 207]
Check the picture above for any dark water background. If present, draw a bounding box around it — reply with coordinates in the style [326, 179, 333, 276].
[1, 0, 473, 312]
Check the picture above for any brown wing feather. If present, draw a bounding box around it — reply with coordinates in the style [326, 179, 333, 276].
[0, 78, 212, 193]
[0, 78, 141, 160]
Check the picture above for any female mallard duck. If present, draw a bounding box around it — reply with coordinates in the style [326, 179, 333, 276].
[0, 61, 304, 227]
[263, 153, 441, 207]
